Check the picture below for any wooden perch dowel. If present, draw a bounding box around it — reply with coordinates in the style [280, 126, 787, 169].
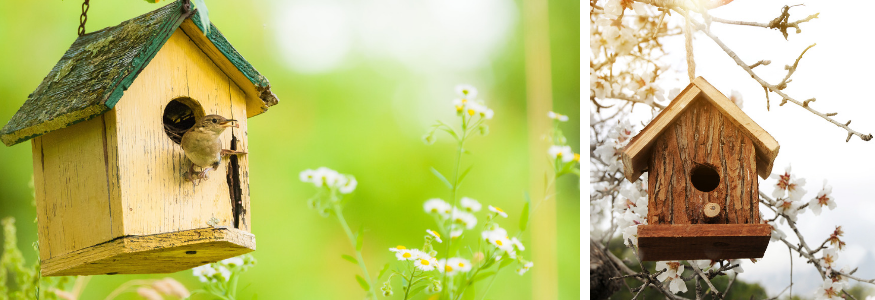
[704, 202, 721, 223]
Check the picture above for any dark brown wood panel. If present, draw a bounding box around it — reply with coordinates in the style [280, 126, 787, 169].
[637, 224, 771, 261]
[646, 98, 759, 226]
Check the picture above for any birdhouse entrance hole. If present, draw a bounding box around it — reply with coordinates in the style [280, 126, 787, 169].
[690, 164, 720, 192]
[163, 98, 205, 144]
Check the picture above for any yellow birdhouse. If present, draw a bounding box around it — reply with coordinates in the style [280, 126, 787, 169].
[0, 1, 278, 276]
[621, 77, 779, 261]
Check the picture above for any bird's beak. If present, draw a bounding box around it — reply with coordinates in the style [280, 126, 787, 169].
[220, 119, 239, 128]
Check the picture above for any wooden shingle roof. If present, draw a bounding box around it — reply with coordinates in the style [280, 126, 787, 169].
[0, 0, 278, 146]
[622, 77, 779, 182]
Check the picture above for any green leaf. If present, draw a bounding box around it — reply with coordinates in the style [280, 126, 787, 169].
[430, 167, 453, 189]
[471, 271, 496, 283]
[520, 192, 531, 231]
[355, 226, 364, 251]
[499, 257, 514, 269]
[377, 263, 391, 280]
[409, 284, 428, 296]
[193, 0, 210, 35]
[355, 275, 370, 291]
[252, 294, 258, 300]
[457, 165, 474, 186]
[341, 254, 358, 264]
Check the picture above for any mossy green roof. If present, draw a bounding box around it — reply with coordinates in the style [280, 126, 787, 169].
[0, 0, 278, 146]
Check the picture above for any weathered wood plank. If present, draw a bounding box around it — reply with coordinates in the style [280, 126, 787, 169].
[42, 227, 255, 276]
[638, 224, 771, 261]
[36, 116, 116, 259]
[115, 29, 239, 236]
[723, 114, 741, 224]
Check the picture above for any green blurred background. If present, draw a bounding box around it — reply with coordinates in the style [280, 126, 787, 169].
[0, 0, 579, 299]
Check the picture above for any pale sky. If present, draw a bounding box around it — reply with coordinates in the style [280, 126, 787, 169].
[589, 1, 875, 296]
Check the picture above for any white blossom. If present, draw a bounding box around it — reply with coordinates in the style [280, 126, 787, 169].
[414, 254, 438, 271]
[809, 180, 836, 216]
[729, 89, 744, 109]
[814, 278, 844, 300]
[548, 111, 569, 122]
[426, 229, 443, 243]
[655, 261, 687, 294]
[460, 197, 482, 212]
[488, 205, 508, 218]
[424, 198, 452, 217]
[548, 145, 575, 163]
[771, 165, 807, 201]
[455, 84, 478, 100]
[821, 248, 839, 269]
[517, 261, 534, 275]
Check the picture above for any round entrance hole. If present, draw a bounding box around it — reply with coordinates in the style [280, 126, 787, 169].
[163, 98, 204, 145]
[690, 164, 720, 192]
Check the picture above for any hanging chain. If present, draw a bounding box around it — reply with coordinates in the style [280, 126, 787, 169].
[78, 0, 90, 36]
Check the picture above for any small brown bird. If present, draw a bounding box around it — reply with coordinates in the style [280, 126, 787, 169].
[181, 114, 247, 183]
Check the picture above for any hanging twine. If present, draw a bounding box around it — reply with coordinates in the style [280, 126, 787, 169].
[78, 0, 90, 36]
[684, 14, 696, 82]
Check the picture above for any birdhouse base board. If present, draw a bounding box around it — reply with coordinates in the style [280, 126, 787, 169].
[637, 224, 770, 261]
[41, 227, 255, 276]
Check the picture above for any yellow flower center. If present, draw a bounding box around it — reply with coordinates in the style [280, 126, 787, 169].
[403, 253, 412, 258]
[496, 240, 503, 246]
[420, 259, 430, 265]
[468, 109, 476, 116]
[445, 265, 453, 272]
[494, 207, 504, 213]
[458, 262, 465, 267]
[574, 153, 580, 162]
[430, 231, 441, 238]
[396, 245, 406, 250]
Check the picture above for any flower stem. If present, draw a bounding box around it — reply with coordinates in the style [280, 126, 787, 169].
[333, 203, 377, 300]
[442, 115, 471, 297]
[403, 269, 420, 300]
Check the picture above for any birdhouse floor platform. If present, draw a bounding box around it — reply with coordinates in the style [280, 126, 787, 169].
[41, 227, 255, 276]
[637, 224, 770, 261]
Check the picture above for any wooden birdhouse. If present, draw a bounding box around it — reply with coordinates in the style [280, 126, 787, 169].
[0, 1, 278, 276]
[621, 77, 779, 261]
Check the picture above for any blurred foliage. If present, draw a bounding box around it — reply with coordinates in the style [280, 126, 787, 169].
[606, 237, 769, 300]
[0, 0, 578, 299]
[0, 218, 72, 300]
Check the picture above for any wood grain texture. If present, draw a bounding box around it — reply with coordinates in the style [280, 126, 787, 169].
[42, 227, 255, 276]
[179, 19, 271, 118]
[637, 224, 770, 261]
[646, 99, 758, 225]
[114, 29, 250, 236]
[31, 115, 121, 260]
[623, 77, 779, 182]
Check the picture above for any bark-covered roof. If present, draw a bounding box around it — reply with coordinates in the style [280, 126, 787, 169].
[0, 0, 278, 146]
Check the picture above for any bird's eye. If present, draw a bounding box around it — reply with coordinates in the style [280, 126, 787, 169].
[211, 119, 218, 123]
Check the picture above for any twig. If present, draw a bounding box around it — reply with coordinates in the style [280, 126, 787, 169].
[690, 263, 722, 300]
[686, 16, 873, 142]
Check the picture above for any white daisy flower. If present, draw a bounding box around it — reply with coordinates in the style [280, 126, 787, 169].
[455, 84, 478, 99]
[548, 145, 575, 163]
[338, 175, 357, 194]
[414, 255, 438, 272]
[393, 248, 419, 261]
[489, 205, 508, 218]
[439, 257, 472, 276]
[450, 229, 463, 239]
[510, 237, 526, 251]
[426, 229, 443, 243]
[547, 111, 569, 122]
[299, 169, 316, 183]
[424, 199, 452, 217]
[517, 261, 534, 275]
[215, 265, 231, 282]
[221, 257, 244, 268]
[388, 245, 407, 252]
[460, 197, 482, 212]
[192, 265, 216, 283]
[450, 208, 478, 230]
